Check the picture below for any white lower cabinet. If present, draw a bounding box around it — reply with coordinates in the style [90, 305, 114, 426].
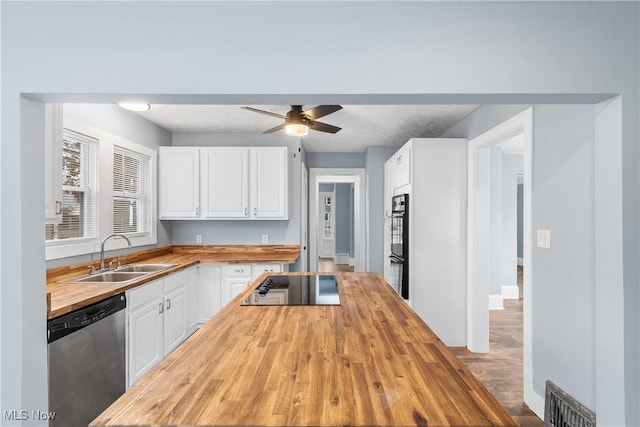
[198, 265, 222, 324]
[127, 279, 164, 387]
[126, 267, 196, 387]
[222, 264, 252, 308]
[186, 267, 199, 333]
[197, 262, 287, 323]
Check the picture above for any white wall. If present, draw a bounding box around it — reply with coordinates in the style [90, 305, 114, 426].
[531, 105, 597, 410]
[1, 2, 638, 425]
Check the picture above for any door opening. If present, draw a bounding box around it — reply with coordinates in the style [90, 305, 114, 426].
[309, 168, 365, 272]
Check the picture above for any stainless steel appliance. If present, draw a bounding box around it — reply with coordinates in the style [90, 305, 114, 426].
[47, 293, 126, 427]
[389, 194, 409, 299]
[241, 274, 340, 306]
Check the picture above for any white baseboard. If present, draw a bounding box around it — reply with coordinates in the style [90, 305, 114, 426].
[526, 387, 546, 420]
[517, 257, 524, 266]
[489, 294, 504, 310]
[502, 285, 520, 300]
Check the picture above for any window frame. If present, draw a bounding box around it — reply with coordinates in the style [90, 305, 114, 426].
[45, 118, 157, 261]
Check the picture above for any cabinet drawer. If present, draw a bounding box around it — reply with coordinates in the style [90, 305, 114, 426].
[164, 269, 187, 292]
[224, 264, 251, 277]
[127, 279, 163, 311]
[253, 264, 282, 277]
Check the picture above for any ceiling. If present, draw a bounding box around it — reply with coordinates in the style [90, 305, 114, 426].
[132, 104, 479, 153]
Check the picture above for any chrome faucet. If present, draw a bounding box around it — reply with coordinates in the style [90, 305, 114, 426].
[100, 234, 132, 271]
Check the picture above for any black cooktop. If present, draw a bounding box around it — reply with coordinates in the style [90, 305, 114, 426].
[241, 274, 340, 306]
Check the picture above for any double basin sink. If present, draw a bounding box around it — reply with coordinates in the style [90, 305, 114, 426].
[63, 264, 177, 284]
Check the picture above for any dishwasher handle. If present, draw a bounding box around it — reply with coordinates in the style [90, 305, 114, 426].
[47, 293, 126, 343]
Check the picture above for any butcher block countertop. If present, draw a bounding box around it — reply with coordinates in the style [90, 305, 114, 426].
[46, 245, 300, 319]
[90, 272, 516, 427]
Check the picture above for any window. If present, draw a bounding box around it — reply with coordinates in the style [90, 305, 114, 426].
[45, 130, 97, 242]
[45, 115, 157, 261]
[113, 147, 151, 236]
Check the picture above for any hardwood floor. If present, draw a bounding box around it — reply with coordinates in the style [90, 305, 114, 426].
[318, 257, 354, 272]
[450, 266, 543, 427]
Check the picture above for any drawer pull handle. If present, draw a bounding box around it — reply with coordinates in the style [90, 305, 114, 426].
[166, 299, 171, 310]
[158, 302, 164, 314]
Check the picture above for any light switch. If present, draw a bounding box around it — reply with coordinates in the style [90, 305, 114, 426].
[537, 229, 551, 249]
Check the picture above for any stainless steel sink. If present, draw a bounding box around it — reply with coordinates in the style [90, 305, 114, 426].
[61, 263, 178, 284]
[69, 271, 149, 284]
[116, 264, 177, 273]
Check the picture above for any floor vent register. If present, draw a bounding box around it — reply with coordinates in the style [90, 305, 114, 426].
[544, 380, 596, 427]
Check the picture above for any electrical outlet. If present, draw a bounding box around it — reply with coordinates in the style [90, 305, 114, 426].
[536, 229, 551, 249]
[262, 234, 269, 244]
[196, 234, 202, 244]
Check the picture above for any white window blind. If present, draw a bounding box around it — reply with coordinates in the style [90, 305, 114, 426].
[113, 146, 150, 235]
[45, 130, 97, 241]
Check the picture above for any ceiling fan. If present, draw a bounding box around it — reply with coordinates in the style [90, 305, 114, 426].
[242, 105, 343, 136]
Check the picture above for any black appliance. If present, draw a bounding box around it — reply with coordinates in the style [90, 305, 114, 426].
[389, 194, 409, 299]
[241, 274, 340, 306]
[48, 293, 126, 427]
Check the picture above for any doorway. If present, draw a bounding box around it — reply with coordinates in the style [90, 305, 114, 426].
[309, 168, 365, 272]
[466, 108, 534, 408]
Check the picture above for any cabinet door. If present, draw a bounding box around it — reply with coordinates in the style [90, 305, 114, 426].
[128, 297, 164, 387]
[159, 147, 200, 218]
[251, 147, 288, 219]
[391, 144, 411, 189]
[229, 279, 251, 301]
[44, 104, 63, 224]
[186, 267, 199, 333]
[198, 265, 221, 323]
[201, 148, 249, 218]
[163, 283, 187, 355]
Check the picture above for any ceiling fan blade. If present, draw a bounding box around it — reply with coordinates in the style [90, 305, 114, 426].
[309, 121, 341, 134]
[242, 106, 287, 119]
[303, 105, 343, 120]
[263, 123, 286, 134]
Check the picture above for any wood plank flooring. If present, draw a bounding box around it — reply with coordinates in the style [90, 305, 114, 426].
[450, 267, 543, 426]
[318, 257, 355, 272]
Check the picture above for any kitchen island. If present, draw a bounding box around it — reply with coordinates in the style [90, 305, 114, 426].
[90, 272, 516, 427]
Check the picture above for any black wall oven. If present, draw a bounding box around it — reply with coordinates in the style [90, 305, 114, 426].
[389, 194, 409, 299]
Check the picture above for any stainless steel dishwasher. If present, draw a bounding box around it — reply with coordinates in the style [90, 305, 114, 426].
[47, 293, 126, 427]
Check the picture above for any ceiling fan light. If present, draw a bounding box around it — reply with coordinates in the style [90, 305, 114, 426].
[118, 102, 150, 112]
[285, 123, 309, 136]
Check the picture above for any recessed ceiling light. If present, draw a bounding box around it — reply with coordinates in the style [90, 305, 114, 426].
[118, 102, 150, 112]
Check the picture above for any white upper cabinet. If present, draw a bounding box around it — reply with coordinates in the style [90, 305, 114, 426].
[201, 148, 249, 218]
[159, 146, 288, 220]
[159, 147, 200, 219]
[250, 147, 288, 219]
[44, 104, 63, 224]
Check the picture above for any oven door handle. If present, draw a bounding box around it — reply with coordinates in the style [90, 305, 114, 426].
[389, 254, 405, 263]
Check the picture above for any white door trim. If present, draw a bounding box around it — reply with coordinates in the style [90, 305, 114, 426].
[309, 168, 366, 272]
[466, 108, 535, 412]
[300, 162, 308, 272]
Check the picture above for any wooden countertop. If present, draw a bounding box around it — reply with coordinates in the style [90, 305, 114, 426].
[91, 272, 516, 427]
[46, 245, 300, 319]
